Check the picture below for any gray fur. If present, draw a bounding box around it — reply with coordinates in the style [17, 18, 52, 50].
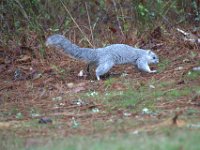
[46, 34, 159, 80]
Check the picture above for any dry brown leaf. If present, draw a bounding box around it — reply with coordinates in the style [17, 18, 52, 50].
[0, 122, 11, 128]
[0, 58, 5, 64]
[70, 86, 86, 93]
[16, 55, 31, 63]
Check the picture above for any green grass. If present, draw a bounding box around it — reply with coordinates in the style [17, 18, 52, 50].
[157, 59, 171, 72]
[82, 78, 197, 113]
[1, 70, 199, 150]
[186, 71, 200, 80]
[104, 89, 142, 108]
[104, 78, 117, 89]
[101, 79, 195, 109]
[164, 88, 191, 98]
[1, 128, 200, 150]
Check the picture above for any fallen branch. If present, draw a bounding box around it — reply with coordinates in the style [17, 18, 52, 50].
[176, 28, 190, 36]
[183, 37, 200, 44]
[176, 28, 200, 44]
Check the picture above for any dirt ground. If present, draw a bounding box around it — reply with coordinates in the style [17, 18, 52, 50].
[0, 28, 200, 138]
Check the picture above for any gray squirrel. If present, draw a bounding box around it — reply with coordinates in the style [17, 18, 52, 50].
[46, 34, 159, 80]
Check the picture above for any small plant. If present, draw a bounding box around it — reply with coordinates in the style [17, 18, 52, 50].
[86, 91, 98, 97]
[186, 71, 200, 80]
[51, 65, 66, 76]
[29, 108, 41, 118]
[15, 112, 23, 119]
[104, 78, 116, 89]
[157, 58, 170, 72]
[103, 88, 143, 109]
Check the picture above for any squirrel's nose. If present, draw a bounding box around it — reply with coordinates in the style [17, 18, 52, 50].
[154, 59, 159, 64]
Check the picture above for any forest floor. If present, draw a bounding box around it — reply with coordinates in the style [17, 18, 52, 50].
[0, 28, 200, 150]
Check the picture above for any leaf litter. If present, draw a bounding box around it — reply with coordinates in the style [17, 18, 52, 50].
[0, 28, 200, 138]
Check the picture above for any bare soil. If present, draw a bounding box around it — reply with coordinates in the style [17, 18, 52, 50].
[0, 29, 200, 137]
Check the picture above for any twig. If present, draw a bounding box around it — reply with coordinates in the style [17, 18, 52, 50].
[176, 28, 200, 44]
[112, 0, 125, 37]
[59, 0, 94, 48]
[183, 37, 200, 44]
[0, 85, 13, 91]
[162, 87, 181, 95]
[176, 28, 190, 36]
[85, 2, 95, 48]
[119, 3, 125, 23]
[14, 0, 29, 21]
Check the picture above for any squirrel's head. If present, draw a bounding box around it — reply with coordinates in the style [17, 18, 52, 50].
[45, 34, 66, 48]
[146, 50, 159, 64]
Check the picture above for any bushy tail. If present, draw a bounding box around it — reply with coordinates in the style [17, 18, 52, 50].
[46, 34, 97, 62]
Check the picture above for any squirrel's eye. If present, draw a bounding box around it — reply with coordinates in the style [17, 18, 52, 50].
[153, 56, 156, 59]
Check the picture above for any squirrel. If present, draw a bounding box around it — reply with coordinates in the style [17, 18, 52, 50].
[46, 34, 159, 80]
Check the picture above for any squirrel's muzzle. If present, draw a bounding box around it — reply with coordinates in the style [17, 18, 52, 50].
[155, 59, 159, 64]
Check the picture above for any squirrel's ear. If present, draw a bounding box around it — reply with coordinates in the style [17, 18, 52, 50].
[147, 50, 151, 54]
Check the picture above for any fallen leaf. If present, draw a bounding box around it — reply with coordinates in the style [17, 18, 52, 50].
[16, 55, 31, 63]
[0, 122, 10, 128]
[70, 86, 86, 93]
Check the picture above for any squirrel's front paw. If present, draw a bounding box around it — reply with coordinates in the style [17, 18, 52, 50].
[150, 70, 157, 73]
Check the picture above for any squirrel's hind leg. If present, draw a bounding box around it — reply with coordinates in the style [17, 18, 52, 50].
[96, 62, 114, 80]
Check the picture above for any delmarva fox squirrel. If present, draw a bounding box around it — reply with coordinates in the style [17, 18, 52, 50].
[46, 34, 159, 80]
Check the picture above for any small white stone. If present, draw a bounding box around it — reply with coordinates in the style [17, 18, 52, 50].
[123, 112, 132, 117]
[92, 108, 100, 113]
[149, 84, 155, 89]
[78, 70, 84, 77]
[59, 103, 65, 106]
[132, 130, 139, 134]
[67, 83, 74, 88]
[121, 73, 129, 77]
[142, 107, 151, 114]
[175, 66, 183, 70]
